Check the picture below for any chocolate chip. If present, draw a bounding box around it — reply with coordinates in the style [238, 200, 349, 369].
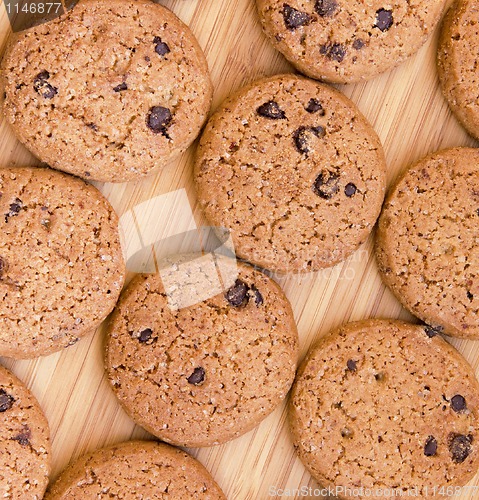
[320, 42, 346, 62]
[314, 0, 338, 17]
[153, 36, 171, 56]
[345, 183, 357, 197]
[5, 198, 23, 223]
[33, 71, 58, 99]
[282, 4, 311, 30]
[312, 171, 340, 199]
[146, 106, 172, 137]
[346, 359, 357, 371]
[12, 426, 31, 446]
[251, 285, 264, 306]
[257, 101, 286, 120]
[138, 328, 153, 343]
[87, 123, 99, 132]
[226, 279, 249, 307]
[467, 291, 473, 301]
[113, 82, 128, 92]
[451, 395, 467, 413]
[449, 433, 473, 463]
[0, 389, 14, 412]
[375, 9, 393, 32]
[424, 436, 438, 456]
[424, 325, 443, 338]
[187, 367, 205, 385]
[353, 39, 365, 50]
[305, 98, 325, 115]
[293, 126, 325, 154]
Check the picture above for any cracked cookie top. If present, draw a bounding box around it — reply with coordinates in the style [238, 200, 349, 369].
[45, 441, 226, 499]
[256, 0, 446, 83]
[0, 0, 213, 182]
[376, 148, 479, 339]
[289, 319, 479, 498]
[0, 167, 125, 358]
[104, 259, 298, 447]
[195, 74, 386, 273]
[0, 365, 51, 498]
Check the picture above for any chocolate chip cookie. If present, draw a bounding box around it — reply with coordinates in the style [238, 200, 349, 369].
[0, 364, 51, 498]
[45, 440, 226, 499]
[376, 148, 479, 339]
[0, 0, 213, 182]
[289, 319, 479, 498]
[257, 0, 446, 83]
[105, 259, 298, 447]
[195, 74, 386, 273]
[438, 0, 479, 140]
[0, 167, 125, 358]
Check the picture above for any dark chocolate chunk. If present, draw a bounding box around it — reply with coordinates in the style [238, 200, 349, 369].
[320, 42, 346, 62]
[113, 82, 128, 92]
[375, 9, 393, 32]
[424, 436, 438, 456]
[138, 328, 153, 343]
[12, 426, 31, 446]
[187, 367, 205, 385]
[257, 101, 286, 120]
[451, 395, 467, 413]
[312, 171, 340, 199]
[251, 285, 264, 306]
[353, 39, 365, 50]
[5, 198, 23, 223]
[424, 325, 443, 338]
[449, 433, 473, 463]
[293, 126, 325, 155]
[346, 359, 357, 371]
[314, 0, 338, 17]
[282, 4, 311, 30]
[33, 71, 57, 99]
[344, 183, 357, 197]
[146, 106, 172, 137]
[226, 279, 249, 307]
[305, 98, 325, 115]
[153, 36, 171, 56]
[0, 389, 14, 412]
[467, 291, 474, 301]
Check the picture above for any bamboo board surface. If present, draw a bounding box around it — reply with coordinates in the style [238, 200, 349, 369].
[1, 0, 479, 498]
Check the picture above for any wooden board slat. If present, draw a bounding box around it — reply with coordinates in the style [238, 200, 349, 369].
[1, 0, 479, 498]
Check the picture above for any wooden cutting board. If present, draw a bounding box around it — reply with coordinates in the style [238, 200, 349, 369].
[1, 0, 479, 498]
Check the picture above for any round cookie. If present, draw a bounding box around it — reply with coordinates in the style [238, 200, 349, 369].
[438, 0, 479, 140]
[44, 440, 226, 499]
[105, 259, 299, 447]
[0, 0, 213, 182]
[0, 364, 51, 498]
[194, 74, 386, 273]
[289, 319, 479, 498]
[256, 0, 446, 83]
[376, 148, 479, 339]
[0, 166, 125, 358]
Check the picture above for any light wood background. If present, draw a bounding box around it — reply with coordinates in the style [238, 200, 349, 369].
[1, 0, 479, 498]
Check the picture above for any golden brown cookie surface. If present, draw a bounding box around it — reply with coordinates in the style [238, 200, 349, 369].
[0, 167, 125, 358]
[105, 260, 298, 447]
[45, 441, 226, 499]
[0, 365, 51, 499]
[1, 0, 212, 182]
[257, 0, 446, 83]
[195, 74, 386, 273]
[376, 148, 479, 339]
[290, 319, 479, 498]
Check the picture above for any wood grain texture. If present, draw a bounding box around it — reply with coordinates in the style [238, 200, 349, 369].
[1, 0, 479, 498]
